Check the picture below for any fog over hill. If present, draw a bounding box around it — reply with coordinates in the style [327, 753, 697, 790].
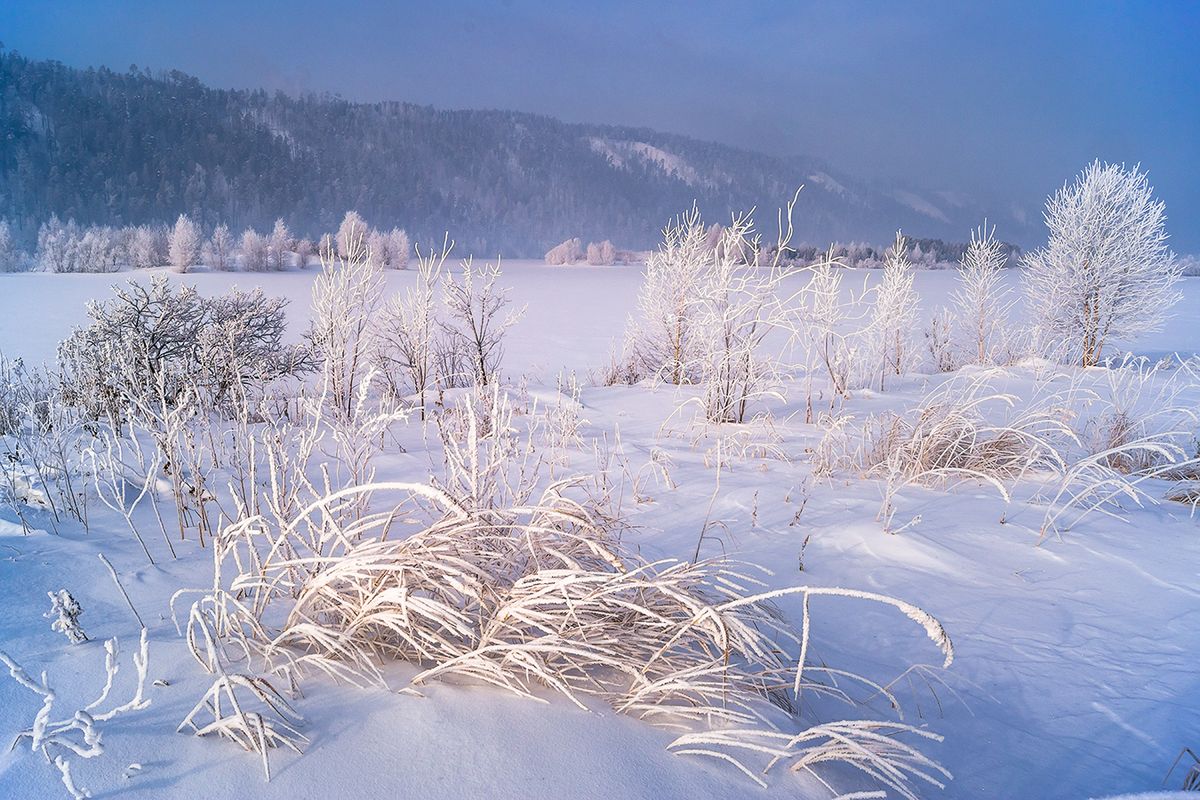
[0, 49, 1038, 256]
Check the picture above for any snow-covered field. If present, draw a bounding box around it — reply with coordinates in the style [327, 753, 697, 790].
[2, 261, 1199, 800]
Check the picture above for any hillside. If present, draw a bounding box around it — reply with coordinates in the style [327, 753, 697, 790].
[0, 49, 1037, 256]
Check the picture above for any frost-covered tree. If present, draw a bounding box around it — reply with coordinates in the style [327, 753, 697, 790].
[586, 240, 616, 266]
[0, 220, 23, 272]
[58, 277, 310, 417]
[951, 223, 1013, 366]
[694, 202, 799, 423]
[440, 258, 524, 387]
[127, 224, 165, 269]
[1023, 161, 1180, 366]
[366, 228, 388, 270]
[73, 226, 122, 273]
[311, 245, 386, 418]
[869, 232, 919, 390]
[375, 238, 450, 416]
[205, 223, 234, 271]
[268, 218, 292, 271]
[168, 213, 201, 273]
[240, 228, 268, 272]
[336, 211, 369, 260]
[545, 237, 584, 265]
[626, 207, 711, 384]
[37, 215, 74, 272]
[385, 228, 410, 270]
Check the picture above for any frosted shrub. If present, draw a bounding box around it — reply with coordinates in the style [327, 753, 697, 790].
[800, 251, 863, 404]
[1024, 161, 1181, 366]
[58, 277, 310, 418]
[439, 257, 524, 387]
[545, 236, 584, 265]
[46, 588, 88, 644]
[925, 306, 958, 373]
[694, 197, 801, 423]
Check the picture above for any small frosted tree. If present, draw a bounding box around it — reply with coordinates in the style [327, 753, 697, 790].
[586, 240, 616, 266]
[206, 223, 234, 271]
[311, 243, 386, 418]
[375, 237, 450, 416]
[168, 214, 201, 273]
[545, 237, 584, 265]
[268, 218, 292, 271]
[0, 220, 22, 272]
[626, 207, 711, 384]
[336, 211, 369, 259]
[439, 258, 524, 386]
[951, 222, 1013, 366]
[1024, 161, 1180, 366]
[869, 232, 919, 390]
[240, 229, 268, 272]
[37, 216, 73, 272]
[385, 228, 410, 270]
[127, 225, 164, 269]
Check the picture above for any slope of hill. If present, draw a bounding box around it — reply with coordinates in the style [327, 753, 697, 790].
[0, 49, 1037, 256]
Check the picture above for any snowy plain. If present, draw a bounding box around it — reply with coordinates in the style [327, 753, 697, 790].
[0, 260, 1198, 800]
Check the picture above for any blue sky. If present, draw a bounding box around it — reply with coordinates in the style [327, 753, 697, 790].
[2, 0, 1197, 249]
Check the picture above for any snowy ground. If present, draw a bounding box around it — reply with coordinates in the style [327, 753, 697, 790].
[1, 262, 1199, 799]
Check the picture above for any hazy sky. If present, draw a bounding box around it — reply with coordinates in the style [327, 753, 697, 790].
[3, 0, 1198, 249]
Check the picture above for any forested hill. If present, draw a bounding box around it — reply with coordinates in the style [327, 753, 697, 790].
[0, 49, 1036, 256]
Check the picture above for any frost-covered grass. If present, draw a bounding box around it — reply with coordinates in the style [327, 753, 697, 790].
[1, 264, 1200, 799]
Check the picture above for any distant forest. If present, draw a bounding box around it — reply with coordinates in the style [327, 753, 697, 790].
[0, 48, 1033, 257]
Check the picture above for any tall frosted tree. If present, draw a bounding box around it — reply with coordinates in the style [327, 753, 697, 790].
[869, 231, 919, 390]
[336, 211, 369, 260]
[0, 220, 20, 272]
[168, 214, 201, 273]
[951, 222, 1013, 366]
[268, 218, 292, 271]
[1023, 161, 1180, 366]
[206, 223, 234, 271]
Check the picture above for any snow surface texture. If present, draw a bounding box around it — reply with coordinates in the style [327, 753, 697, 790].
[0, 263, 1198, 799]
